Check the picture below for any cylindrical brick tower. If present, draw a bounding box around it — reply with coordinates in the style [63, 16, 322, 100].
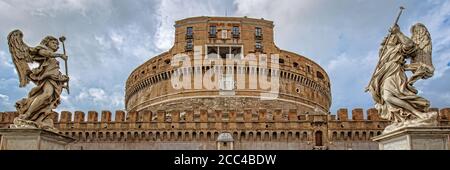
[125, 16, 331, 114]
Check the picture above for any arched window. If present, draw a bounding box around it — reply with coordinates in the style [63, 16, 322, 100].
[316, 71, 324, 80]
[264, 132, 270, 141]
[302, 132, 308, 141]
[272, 132, 277, 140]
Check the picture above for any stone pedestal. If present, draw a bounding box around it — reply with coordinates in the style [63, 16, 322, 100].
[373, 127, 450, 150]
[0, 128, 75, 150]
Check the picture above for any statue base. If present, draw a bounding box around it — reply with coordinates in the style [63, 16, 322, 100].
[0, 128, 75, 150]
[373, 126, 450, 150]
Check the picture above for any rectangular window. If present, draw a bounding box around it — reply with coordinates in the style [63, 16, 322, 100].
[219, 47, 229, 59]
[186, 27, 193, 36]
[255, 27, 262, 37]
[209, 26, 217, 37]
[231, 47, 242, 57]
[221, 30, 228, 39]
[232, 26, 240, 35]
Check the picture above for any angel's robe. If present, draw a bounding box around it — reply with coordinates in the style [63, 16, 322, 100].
[368, 40, 430, 122]
[19, 45, 67, 121]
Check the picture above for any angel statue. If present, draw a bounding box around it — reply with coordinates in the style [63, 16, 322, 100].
[7, 30, 69, 133]
[366, 21, 438, 133]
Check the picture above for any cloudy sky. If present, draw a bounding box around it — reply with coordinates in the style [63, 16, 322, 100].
[0, 0, 449, 115]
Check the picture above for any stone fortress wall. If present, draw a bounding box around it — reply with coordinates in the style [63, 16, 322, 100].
[1, 108, 448, 150]
[125, 16, 331, 114]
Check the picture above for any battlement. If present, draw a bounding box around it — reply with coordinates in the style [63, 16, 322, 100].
[1, 108, 448, 128]
[1, 108, 448, 148]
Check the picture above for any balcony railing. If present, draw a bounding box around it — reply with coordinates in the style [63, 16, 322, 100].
[185, 34, 193, 39]
[232, 33, 240, 38]
[209, 32, 217, 38]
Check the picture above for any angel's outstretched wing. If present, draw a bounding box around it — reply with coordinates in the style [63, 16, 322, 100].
[411, 23, 433, 68]
[7, 30, 33, 87]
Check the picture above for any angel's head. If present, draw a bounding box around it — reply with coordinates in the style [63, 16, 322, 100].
[40, 36, 59, 52]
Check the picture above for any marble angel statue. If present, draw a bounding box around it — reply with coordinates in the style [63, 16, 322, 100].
[7, 30, 69, 132]
[366, 22, 437, 133]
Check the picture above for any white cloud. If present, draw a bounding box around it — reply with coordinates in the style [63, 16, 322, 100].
[0, 94, 9, 103]
[0, 93, 13, 111]
[71, 87, 124, 111]
[7, 0, 111, 17]
[110, 31, 125, 47]
[0, 50, 14, 68]
[88, 88, 107, 102]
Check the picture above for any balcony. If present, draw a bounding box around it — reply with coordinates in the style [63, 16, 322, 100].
[255, 43, 263, 52]
[255, 34, 263, 40]
[185, 34, 193, 39]
[232, 33, 240, 38]
[209, 33, 217, 38]
[185, 45, 193, 52]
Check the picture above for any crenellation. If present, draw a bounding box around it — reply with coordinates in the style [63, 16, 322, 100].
[60, 111, 72, 123]
[4, 112, 17, 123]
[115, 110, 125, 122]
[26, 108, 446, 126]
[351, 108, 364, 120]
[74, 111, 85, 123]
[337, 109, 348, 120]
[51, 111, 59, 123]
[140, 110, 152, 129]
[128, 111, 139, 129]
[0, 112, 4, 123]
[88, 111, 98, 122]
[101, 111, 112, 123]
[328, 114, 336, 120]
[440, 108, 450, 120]
[127, 111, 138, 122]
[2, 107, 448, 149]
[367, 108, 380, 121]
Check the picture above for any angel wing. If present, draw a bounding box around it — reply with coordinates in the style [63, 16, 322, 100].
[7, 30, 33, 87]
[410, 23, 433, 69]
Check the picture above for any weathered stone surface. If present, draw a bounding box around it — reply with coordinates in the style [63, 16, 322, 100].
[7, 30, 69, 132]
[0, 128, 74, 150]
[373, 126, 450, 150]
